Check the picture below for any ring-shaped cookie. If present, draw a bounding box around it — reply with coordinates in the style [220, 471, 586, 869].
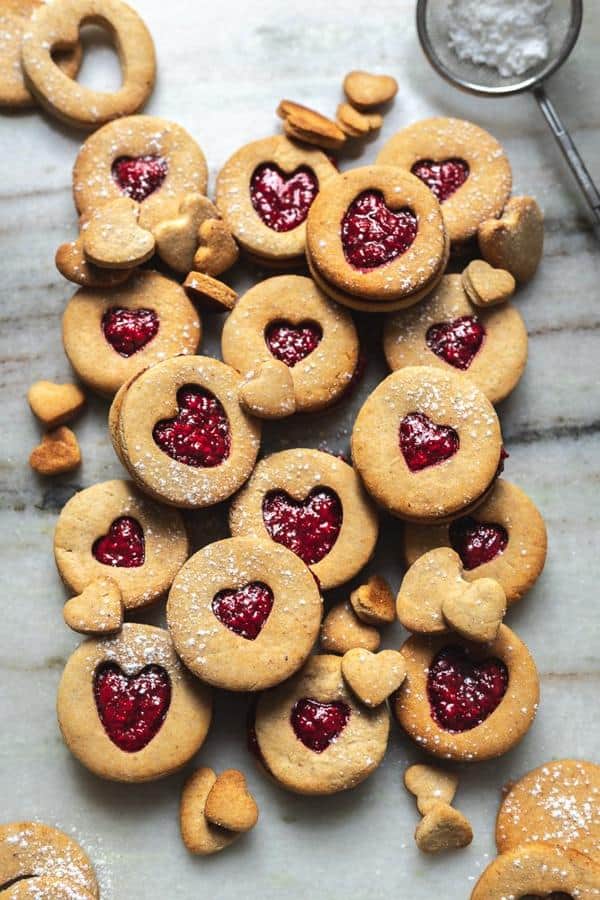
[54, 479, 189, 609]
[352, 366, 503, 523]
[0, 823, 98, 898]
[113, 355, 262, 509]
[403, 479, 547, 604]
[216, 135, 338, 263]
[471, 844, 600, 900]
[383, 274, 528, 405]
[21, 0, 156, 130]
[253, 654, 390, 795]
[377, 117, 512, 245]
[393, 625, 539, 761]
[167, 537, 322, 692]
[73, 115, 208, 231]
[57, 623, 212, 782]
[229, 448, 379, 590]
[221, 275, 359, 413]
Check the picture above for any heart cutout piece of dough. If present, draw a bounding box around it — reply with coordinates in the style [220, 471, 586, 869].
[404, 763, 459, 816]
[63, 576, 124, 635]
[462, 259, 515, 307]
[82, 198, 155, 269]
[153, 194, 219, 273]
[204, 769, 259, 833]
[442, 578, 507, 643]
[238, 360, 296, 419]
[341, 647, 407, 708]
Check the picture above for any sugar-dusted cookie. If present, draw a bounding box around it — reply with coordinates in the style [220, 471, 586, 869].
[63, 576, 124, 636]
[306, 166, 448, 313]
[57, 623, 212, 782]
[393, 625, 539, 761]
[471, 843, 600, 900]
[54, 479, 189, 610]
[229, 448, 379, 590]
[383, 274, 528, 405]
[180, 768, 239, 856]
[56, 233, 135, 288]
[221, 275, 359, 414]
[377, 117, 512, 245]
[62, 270, 201, 397]
[238, 359, 296, 420]
[403, 479, 547, 605]
[341, 648, 406, 708]
[183, 271, 238, 313]
[167, 537, 322, 692]
[0, 822, 98, 898]
[352, 366, 503, 523]
[215, 135, 337, 266]
[253, 654, 389, 795]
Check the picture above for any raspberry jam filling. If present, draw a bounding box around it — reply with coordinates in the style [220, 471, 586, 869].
[291, 698, 351, 752]
[153, 385, 231, 468]
[341, 189, 418, 270]
[212, 581, 274, 640]
[426, 315, 485, 371]
[262, 488, 342, 565]
[92, 516, 145, 568]
[250, 163, 319, 232]
[399, 411, 459, 472]
[265, 320, 323, 367]
[411, 158, 469, 203]
[427, 646, 508, 733]
[111, 155, 168, 202]
[94, 662, 171, 752]
[102, 307, 159, 357]
[449, 517, 509, 570]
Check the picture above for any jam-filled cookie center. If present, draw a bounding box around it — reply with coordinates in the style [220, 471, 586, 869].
[450, 517, 509, 570]
[427, 646, 508, 733]
[102, 307, 159, 357]
[111, 155, 168, 202]
[153, 385, 231, 468]
[262, 488, 342, 565]
[411, 158, 469, 203]
[94, 662, 171, 752]
[92, 516, 145, 568]
[250, 163, 319, 232]
[399, 411, 459, 472]
[291, 698, 351, 752]
[426, 315, 485, 371]
[265, 320, 323, 367]
[341, 189, 418, 270]
[212, 581, 274, 641]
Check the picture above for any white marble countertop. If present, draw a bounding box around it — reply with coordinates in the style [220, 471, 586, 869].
[1, 1, 599, 897]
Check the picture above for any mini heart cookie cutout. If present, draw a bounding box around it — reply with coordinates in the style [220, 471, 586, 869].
[153, 193, 219, 273]
[28, 380, 86, 429]
[63, 576, 124, 635]
[55, 236, 134, 288]
[415, 802, 473, 853]
[320, 602, 381, 655]
[193, 218, 239, 277]
[204, 769, 259, 833]
[442, 578, 507, 643]
[277, 99, 346, 150]
[341, 648, 406, 708]
[29, 426, 81, 476]
[336, 103, 382, 138]
[183, 271, 238, 313]
[82, 198, 155, 269]
[478, 196, 544, 283]
[350, 575, 396, 625]
[343, 70, 398, 110]
[238, 360, 296, 419]
[404, 763, 458, 816]
[462, 259, 515, 307]
[180, 768, 240, 856]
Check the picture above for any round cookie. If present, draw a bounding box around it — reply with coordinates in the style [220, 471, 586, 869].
[496, 759, 600, 861]
[305, 165, 449, 313]
[112, 355, 262, 509]
[253, 654, 389, 795]
[57, 623, 212, 782]
[393, 625, 539, 762]
[471, 843, 600, 900]
[351, 365, 503, 523]
[221, 275, 360, 413]
[383, 274, 527, 405]
[377, 117, 512, 245]
[54, 479, 189, 610]
[229, 448, 379, 590]
[403, 479, 547, 604]
[0, 822, 98, 898]
[62, 270, 201, 397]
[167, 537, 322, 692]
[215, 135, 337, 265]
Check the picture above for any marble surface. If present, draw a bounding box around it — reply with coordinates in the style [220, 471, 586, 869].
[1, 1, 599, 897]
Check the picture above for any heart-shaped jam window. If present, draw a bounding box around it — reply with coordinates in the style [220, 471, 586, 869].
[212, 581, 274, 641]
[94, 662, 171, 752]
[341, 189, 418, 270]
[102, 307, 159, 357]
[449, 516, 509, 570]
[262, 488, 342, 566]
[426, 315, 485, 371]
[153, 385, 231, 468]
[93, 516, 145, 568]
[291, 698, 351, 752]
[111, 155, 168, 203]
[399, 412, 459, 472]
[265, 320, 323, 367]
[250, 163, 319, 232]
[427, 646, 508, 733]
[411, 158, 469, 203]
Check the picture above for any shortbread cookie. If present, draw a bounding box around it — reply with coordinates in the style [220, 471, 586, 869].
[180, 768, 239, 855]
[462, 260, 515, 307]
[253, 654, 389, 795]
[63, 576, 124, 636]
[229, 448, 379, 590]
[221, 275, 360, 413]
[336, 103, 382, 138]
[277, 100, 346, 150]
[341, 648, 406, 707]
[56, 235, 135, 288]
[167, 537, 322, 692]
[343, 70, 398, 110]
[383, 274, 527, 405]
[352, 366, 503, 523]
[377, 117, 512, 245]
[404, 763, 459, 815]
[478, 196, 544, 283]
[0, 822, 98, 898]
[57, 623, 212, 782]
[183, 271, 238, 313]
[152, 193, 218, 274]
[415, 802, 473, 853]
[81, 197, 155, 269]
[393, 625, 539, 761]
[54, 479, 188, 610]
[205, 769, 259, 833]
[321, 602, 381, 654]
[62, 270, 201, 396]
[471, 843, 600, 900]
[350, 575, 395, 625]
[29, 426, 81, 475]
[28, 380, 85, 428]
[238, 360, 296, 420]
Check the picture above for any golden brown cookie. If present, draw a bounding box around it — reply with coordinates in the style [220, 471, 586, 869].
[180, 768, 239, 856]
[277, 100, 346, 150]
[343, 70, 398, 109]
[183, 271, 238, 313]
[27, 380, 86, 428]
[478, 195, 544, 283]
[336, 103, 382, 138]
[63, 576, 124, 636]
[462, 259, 515, 307]
[238, 360, 297, 420]
[229, 448, 379, 590]
[81, 197, 155, 270]
[29, 426, 81, 476]
[404, 763, 459, 815]
[204, 769, 259, 833]
[0, 822, 98, 898]
[320, 601, 381, 655]
[55, 234, 135, 288]
[471, 843, 600, 900]
[349, 575, 396, 625]
[341, 648, 406, 707]
[415, 803, 473, 853]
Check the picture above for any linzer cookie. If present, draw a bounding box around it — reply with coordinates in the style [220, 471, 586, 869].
[0, 822, 98, 898]
[471, 844, 600, 900]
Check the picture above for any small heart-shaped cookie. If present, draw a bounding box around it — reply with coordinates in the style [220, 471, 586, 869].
[336, 103, 382, 138]
[478, 196, 544, 283]
[180, 768, 240, 855]
[205, 770, 259, 833]
[350, 574, 395, 625]
[193, 218, 239, 277]
[462, 259, 516, 307]
[55, 237, 134, 288]
[320, 602, 381, 655]
[442, 577, 507, 643]
[341, 648, 406, 707]
[82, 198, 155, 269]
[343, 70, 398, 109]
[404, 764, 459, 816]
[29, 426, 81, 475]
[415, 802, 473, 853]
[63, 576, 124, 635]
[28, 380, 86, 429]
[238, 360, 296, 419]
[154, 194, 219, 273]
[277, 99, 346, 150]
[183, 271, 238, 313]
